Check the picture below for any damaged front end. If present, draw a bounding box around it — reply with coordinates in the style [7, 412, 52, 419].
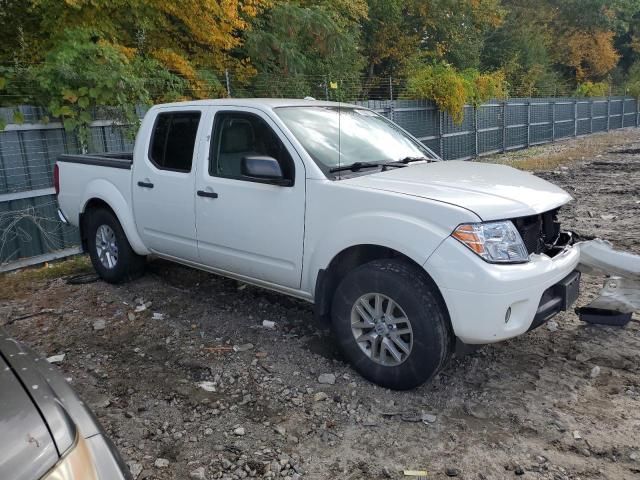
[513, 208, 638, 325]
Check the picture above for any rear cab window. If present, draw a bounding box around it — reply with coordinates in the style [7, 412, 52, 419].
[149, 111, 201, 172]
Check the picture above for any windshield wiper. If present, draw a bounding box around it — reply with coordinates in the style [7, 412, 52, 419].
[398, 156, 430, 164]
[329, 162, 380, 173]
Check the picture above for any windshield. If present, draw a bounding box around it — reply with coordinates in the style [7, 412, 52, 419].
[275, 106, 439, 173]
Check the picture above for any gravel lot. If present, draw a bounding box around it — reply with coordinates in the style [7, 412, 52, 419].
[1, 130, 639, 480]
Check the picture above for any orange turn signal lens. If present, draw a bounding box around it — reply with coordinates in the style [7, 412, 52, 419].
[452, 224, 485, 255]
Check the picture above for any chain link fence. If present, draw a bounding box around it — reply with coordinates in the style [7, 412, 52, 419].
[1, 75, 638, 270]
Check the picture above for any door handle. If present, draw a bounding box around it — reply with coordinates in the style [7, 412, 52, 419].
[137, 181, 154, 188]
[197, 190, 218, 199]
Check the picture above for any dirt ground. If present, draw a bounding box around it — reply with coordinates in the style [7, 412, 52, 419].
[1, 129, 640, 480]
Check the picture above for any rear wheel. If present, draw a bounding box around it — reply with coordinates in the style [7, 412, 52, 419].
[86, 208, 145, 283]
[331, 259, 452, 390]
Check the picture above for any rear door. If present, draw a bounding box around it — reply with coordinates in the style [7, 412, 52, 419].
[132, 108, 203, 261]
[194, 108, 305, 288]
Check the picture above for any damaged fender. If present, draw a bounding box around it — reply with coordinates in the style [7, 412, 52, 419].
[576, 239, 640, 314]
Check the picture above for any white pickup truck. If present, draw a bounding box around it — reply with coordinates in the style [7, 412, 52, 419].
[56, 98, 581, 389]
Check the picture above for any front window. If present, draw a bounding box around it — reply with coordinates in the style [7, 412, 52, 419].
[275, 106, 438, 174]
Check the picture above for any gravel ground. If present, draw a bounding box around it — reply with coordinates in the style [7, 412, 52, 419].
[1, 130, 640, 480]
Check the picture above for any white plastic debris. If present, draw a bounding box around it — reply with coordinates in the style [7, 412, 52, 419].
[134, 304, 147, 313]
[577, 239, 640, 313]
[262, 320, 276, 329]
[152, 312, 165, 320]
[46, 354, 65, 364]
[197, 381, 216, 392]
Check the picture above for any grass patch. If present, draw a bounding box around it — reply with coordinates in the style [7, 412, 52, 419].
[0, 255, 92, 300]
[479, 130, 637, 171]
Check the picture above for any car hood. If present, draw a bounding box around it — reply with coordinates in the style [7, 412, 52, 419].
[0, 355, 59, 480]
[343, 161, 572, 220]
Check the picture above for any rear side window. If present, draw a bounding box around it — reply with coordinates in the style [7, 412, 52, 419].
[149, 111, 201, 172]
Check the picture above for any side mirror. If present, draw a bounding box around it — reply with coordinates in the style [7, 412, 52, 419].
[241, 156, 291, 186]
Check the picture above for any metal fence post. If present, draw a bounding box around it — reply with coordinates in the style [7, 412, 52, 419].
[474, 106, 479, 157]
[606, 97, 611, 131]
[438, 110, 444, 159]
[526, 100, 531, 147]
[622, 97, 625, 128]
[590, 99, 593, 133]
[388, 76, 395, 123]
[574, 100, 578, 136]
[636, 97, 639, 127]
[502, 101, 507, 152]
[551, 100, 556, 142]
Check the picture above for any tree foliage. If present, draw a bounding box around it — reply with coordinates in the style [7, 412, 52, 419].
[406, 63, 506, 122]
[2, 0, 640, 132]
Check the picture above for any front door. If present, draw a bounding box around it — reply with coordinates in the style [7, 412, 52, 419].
[195, 108, 305, 289]
[132, 108, 203, 262]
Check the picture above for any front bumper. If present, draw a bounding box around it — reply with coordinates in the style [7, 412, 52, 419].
[425, 237, 581, 344]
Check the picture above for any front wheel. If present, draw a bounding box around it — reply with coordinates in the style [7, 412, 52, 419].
[86, 208, 145, 283]
[331, 259, 452, 390]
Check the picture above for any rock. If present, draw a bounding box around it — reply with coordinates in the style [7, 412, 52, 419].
[445, 467, 460, 477]
[190, 466, 206, 479]
[134, 304, 147, 313]
[46, 353, 65, 364]
[314, 392, 328, 402]
[546, 320, 559, 332]
[127, 312, 136, 321]
[128, 462, 143, 478]
[573, 430, 582, 440]
[590, 366, 601, 378]
[154, 458, 169, 468]
[234, 426, 246, 436]
[318, 373, 336, 385]
[274, 425, 286, 436]
[233, 343, 254, 352]
[93, 319, 106, 331]
[515, 466, 525, 475]
[205, 427, 213, 435]
[262, 320, 276, 329]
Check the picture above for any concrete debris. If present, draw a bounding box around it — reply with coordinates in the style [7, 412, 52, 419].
[262, 320, 276, 329]
[318, 373, 336, 385]
[127, 462, 143, 479]
[189, 466, 206, 479]
[233, 343, 254, 352]
[46, 353, 65, 363]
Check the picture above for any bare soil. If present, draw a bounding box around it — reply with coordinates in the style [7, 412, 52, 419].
[1, 130, 640, 480]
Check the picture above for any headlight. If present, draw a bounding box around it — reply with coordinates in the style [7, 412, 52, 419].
[43, 434, 98, 480]
[452, 221, 529, 263]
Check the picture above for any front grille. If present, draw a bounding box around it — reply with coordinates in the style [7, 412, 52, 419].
[512, 208, 561, 255]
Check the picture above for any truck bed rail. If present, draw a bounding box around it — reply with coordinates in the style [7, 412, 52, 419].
[57, 152, 133, 170]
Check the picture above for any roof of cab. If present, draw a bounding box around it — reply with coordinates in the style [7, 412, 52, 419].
[150, 98, 361, 110]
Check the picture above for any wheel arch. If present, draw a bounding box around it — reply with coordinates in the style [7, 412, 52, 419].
[79, 184, 149, 255]
[313, 244, 451, 330]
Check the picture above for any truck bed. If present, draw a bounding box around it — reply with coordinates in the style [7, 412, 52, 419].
[57, 152, 133, 170]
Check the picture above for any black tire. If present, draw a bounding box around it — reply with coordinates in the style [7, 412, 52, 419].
[331, 258, 452, 390]
[86, 208, 145, 283]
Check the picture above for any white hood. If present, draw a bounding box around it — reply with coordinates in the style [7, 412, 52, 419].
[344, 161, 572, 220]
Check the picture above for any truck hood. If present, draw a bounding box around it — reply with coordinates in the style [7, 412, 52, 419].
[343, 161, 572, 220]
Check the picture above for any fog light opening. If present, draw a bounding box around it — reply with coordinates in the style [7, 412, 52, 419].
[505, 307, 512, 324]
